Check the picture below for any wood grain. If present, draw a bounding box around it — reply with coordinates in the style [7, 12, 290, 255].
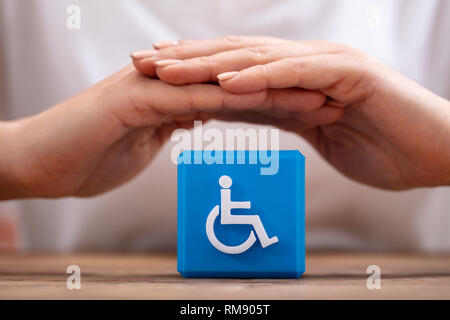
[0, 252, 449, 299]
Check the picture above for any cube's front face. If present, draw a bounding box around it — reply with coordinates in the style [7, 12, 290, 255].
[177, 150, 305, 278]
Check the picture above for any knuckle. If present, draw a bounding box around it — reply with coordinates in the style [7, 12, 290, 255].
[196, 56, 214, 80]
[332, 59, 375, 102]
[255, 64, 271, 87]
[246, 46, 270, 62]
[170, 45, 188, 56]
[197, 55, 212, 66]
[291, 57, 309, 73]
[184, 85, 197, 113]
[262, 89, 275, 110]
[247, 46, 266, 55]
[255, 64, 269, 77]
[218, 89, 226, 110]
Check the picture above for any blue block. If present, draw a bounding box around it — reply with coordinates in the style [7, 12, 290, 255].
[177, 150, 305, 278]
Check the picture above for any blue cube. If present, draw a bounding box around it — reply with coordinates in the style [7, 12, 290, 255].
[177, 150, 305, 278]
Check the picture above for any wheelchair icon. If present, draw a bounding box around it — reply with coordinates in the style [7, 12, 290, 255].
[206, 175, 279, 254]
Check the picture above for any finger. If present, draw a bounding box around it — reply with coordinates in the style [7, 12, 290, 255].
[160, 35, 289, 53]
[256, 103, 344, 126]
[210, 111, 302, 128]
[153, 40, 180, 49]
[290, 104, 345, 125]
[131, 35, 289, 76]
[263, 88, 326, 112]
[210, 104, 343, 132]
[116, 79, 327, 128]
[141, 80, 268, 115]
[110, 80, 263, 128]
[218, 55, 370, 103]
[154, 42, 338, 85]
[209, 87, 326, 114]
[150, 86, 325, 114]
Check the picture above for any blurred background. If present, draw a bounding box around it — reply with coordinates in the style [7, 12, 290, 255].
[0, 0, 449, 253]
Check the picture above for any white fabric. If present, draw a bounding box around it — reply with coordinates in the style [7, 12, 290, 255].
[0, 0, 449, 252]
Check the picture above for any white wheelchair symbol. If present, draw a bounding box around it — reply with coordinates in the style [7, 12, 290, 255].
[206, 175, 279, 254]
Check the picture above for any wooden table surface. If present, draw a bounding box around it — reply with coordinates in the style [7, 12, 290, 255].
[1, 252, 449, 299]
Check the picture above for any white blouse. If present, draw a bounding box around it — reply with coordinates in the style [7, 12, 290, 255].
[0, 0, 449, 252]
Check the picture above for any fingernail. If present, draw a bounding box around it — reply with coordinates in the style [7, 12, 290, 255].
[130, 49, 157, 59]
[153, 40, 179, 49]
[217, 71, 239, 81]
[154, 59, 182, 67]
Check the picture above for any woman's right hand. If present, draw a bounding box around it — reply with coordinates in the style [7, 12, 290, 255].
[0, 64, 328, 199]
[132, 36, 450, 190]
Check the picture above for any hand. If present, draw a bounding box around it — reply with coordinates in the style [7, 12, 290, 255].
[132, 36, 450, 190]
[0, 64, 327, 199]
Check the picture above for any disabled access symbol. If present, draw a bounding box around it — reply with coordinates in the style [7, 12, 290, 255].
[206, 175, 279, 254]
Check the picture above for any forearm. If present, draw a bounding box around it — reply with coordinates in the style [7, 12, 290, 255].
[0, 120, 34, 200]
[374, 73, 450, 187]
[0, 91, 119, 200]
[436, 98, 450, 186]
[371, 68, 450, 187]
